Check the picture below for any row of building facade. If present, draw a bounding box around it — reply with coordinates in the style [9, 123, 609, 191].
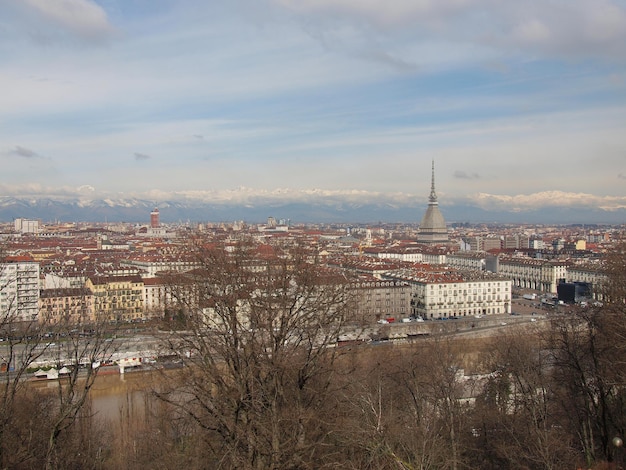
[0, 242, 612, 326]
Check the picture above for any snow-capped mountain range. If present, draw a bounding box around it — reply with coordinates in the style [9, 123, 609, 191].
[0, 195, 624, 225]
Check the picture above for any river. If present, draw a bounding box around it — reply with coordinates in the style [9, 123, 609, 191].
[28, 368, 163, 423]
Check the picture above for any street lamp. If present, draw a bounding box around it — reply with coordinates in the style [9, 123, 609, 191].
[614, 436, 623, 469]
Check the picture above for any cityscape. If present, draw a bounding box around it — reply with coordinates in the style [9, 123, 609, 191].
[1, 169, 625, 469]
[2, 164, 622, 328]
[2, 0, 626, 469]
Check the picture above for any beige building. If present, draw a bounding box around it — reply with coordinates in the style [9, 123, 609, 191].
[39, 288, 94, 324]
[86, 275, 145, 322]
[350, 277, 412, 323]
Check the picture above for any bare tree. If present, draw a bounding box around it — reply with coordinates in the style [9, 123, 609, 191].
[0, 252, 52, 467]
[339, 337, 473, 470]
[41, 311, 119, 470]
[0, 241, 120, 469]
[471, 330, 576, 470]
[529, 240, 624, 468]
[549, 307, 626, 468]
[155, 237, 353, 469]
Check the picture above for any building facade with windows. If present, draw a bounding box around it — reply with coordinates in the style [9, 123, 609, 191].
[1, 259, 40, 321]
[384, 269, 512, 319]
[85, 275, 145, 322]
[494, 257, 568, 293]
[350, 276, 412, 323]
[39, 288, 94, 324]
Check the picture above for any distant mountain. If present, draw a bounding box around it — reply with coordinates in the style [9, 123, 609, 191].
[0, 196, 624, 225]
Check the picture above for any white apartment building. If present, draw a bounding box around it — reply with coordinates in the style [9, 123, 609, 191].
[1, 260, 41, 321]
[411, 278, 512, 319]
[445, 251, 487, 271]
[421, 252, 447, 265]
[495, 257, 567, 293]
[143, 277, 180, 318]
[120, 257, 200, 278]
[364, 247, 424, 263]
[14, 218, 40, 234]
[384, 270, 512, 319]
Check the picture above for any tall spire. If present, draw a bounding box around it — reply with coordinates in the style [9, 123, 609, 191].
[418, 159, 448, 244]
[429, 159, 438, 203]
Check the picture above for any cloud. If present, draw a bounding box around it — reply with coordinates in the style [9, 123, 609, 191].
[1, 185, 625, 221]
[453, 170, 480, 180]
[470, 191, 626, 212]
[9, 146, 42, 159]
[619, 173, 626, 180]
[275, 0, 626, 61]
[134, 152, 151, 161]
[14, 0, 116, 43]
[275, 0, 485, 28]
[0, 183, 98, 198]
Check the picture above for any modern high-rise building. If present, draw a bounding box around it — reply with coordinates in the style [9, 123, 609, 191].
[417, 161, 449, 244]
[0, 259, 40, 321]
[14, 218, 39, 234]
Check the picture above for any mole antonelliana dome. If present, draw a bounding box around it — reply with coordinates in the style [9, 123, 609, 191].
[417, 161, 449, 244]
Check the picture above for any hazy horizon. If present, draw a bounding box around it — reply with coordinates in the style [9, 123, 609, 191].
[1, 1, 625, 220]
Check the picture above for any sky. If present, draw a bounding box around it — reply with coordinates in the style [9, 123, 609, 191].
[1, 0, 626, 216]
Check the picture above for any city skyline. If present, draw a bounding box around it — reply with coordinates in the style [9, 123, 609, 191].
[1, 0, 626, 220]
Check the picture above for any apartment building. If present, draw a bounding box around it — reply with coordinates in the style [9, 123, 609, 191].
[445, 251, 487, 271]
[39, 288, 94, 324]
[384, 269, 512, 319]
[566, 263, 607, 300]
[494, 256, 568, 293]
[0, 258, 40, 321]
[350, 276, 412, 323]
[85, 275, 145, 322]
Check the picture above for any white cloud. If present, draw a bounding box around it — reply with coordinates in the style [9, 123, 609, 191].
[0, 0, 625, 219]
[20, 0, 115, 41]
[77, 184, 95, 193]
[470, 191, 626, 212]
[275, 0, 626, 60]
[275, 0, 485, 28]
[512, 19, 552, 45]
